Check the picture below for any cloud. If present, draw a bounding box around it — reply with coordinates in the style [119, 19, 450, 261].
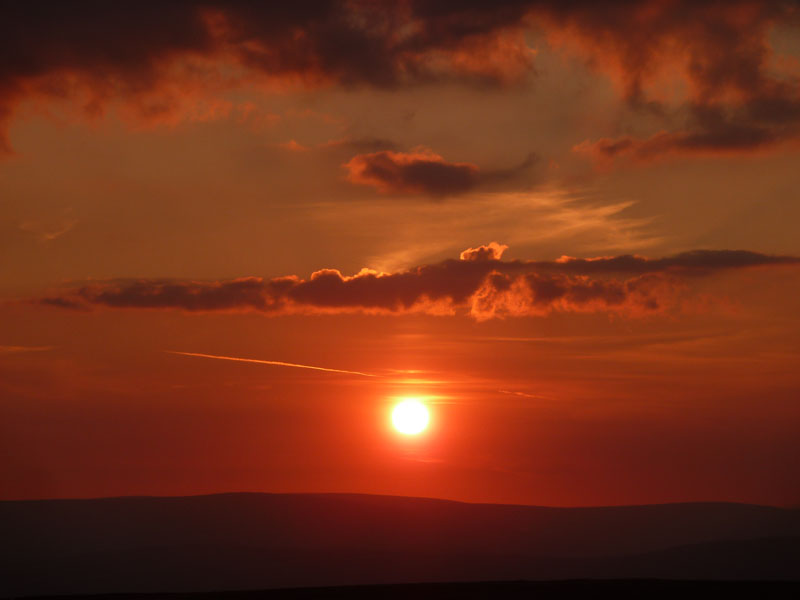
[574, 120, 800, 164]
[343, 149, 536, 197]
[3, 1, 796, 163]
[549, 249, 800, 274]
[38, 247, 800, 320]
[548, 0, 800, 162]
[460, 242, 509, 262]
[38, 296, 88, 310]
[0, 1, 536, 155]
[0, 345, 54, 355]
[279, 139, 310, 152]
[327, 190, 662, 274]
[18, 218, 78, 242]
[343, 149, 480, 196]
[276, 136, 399, 155]
[320, 137, 400, 153]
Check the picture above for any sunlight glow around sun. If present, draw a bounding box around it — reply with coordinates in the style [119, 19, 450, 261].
[391, 399, 429, 435]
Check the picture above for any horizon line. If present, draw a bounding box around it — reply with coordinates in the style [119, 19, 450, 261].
[1, 490, 793, 511]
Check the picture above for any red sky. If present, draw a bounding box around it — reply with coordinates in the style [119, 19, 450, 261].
[1, 0, 799, 507]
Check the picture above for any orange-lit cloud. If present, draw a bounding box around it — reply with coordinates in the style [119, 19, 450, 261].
[280, 139, 310, 152]
[0, 345, 53, 355]
[344, 149, 480, 196]
[547, 0, 800, 162]
[3, 1, 796, 164]
[344, 149, 536, 197]
[0, 1, 536, 155]
[574, 125, 800, 165]
[38, 247, 800, 319]
[460, 242, 509, 262]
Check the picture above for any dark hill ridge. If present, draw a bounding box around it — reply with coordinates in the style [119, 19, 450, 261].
[20, 580, 800, 600]
[1, 493, 799, 596]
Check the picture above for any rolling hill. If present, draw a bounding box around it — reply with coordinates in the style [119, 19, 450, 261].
[2, 493, 798, 596]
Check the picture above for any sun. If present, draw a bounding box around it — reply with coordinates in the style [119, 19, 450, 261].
[391, 399, 429, 435]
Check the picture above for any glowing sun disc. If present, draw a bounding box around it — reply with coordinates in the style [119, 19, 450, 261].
[392, 399, 429, 435]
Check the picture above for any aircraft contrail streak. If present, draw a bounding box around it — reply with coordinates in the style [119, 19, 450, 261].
[166, 350, 378, 377]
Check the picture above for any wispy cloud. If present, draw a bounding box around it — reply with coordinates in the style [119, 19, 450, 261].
[311, 188, 662, 273]
[0, 345, 54, 354]
[166, 350, 377, 378]
[18, 218, 78, 242]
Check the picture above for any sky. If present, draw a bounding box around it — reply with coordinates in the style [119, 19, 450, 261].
[1, 0, 799, 507]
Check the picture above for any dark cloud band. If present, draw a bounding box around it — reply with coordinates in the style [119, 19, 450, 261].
[3, 1, 797, 162]
[0, 0, 535, 154]
[39, 247, 800, 320]
[343, 150, 536, 197]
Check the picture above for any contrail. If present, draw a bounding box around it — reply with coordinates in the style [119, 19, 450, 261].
[166, 350, 378, 378]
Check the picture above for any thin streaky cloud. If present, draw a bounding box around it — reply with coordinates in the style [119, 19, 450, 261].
[166, 350, 378, 378]
[0, 345, 54, 354]
[18, 219, 78, 243]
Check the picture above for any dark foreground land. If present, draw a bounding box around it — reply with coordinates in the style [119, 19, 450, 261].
[24, 580, 800, 600]
[3, 493, 799, 596]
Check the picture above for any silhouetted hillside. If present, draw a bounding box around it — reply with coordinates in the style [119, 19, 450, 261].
[23, 580, 800, 600]
[2, 493, 799, 596]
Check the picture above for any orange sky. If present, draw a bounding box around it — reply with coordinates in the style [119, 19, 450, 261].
[1, 1, 799, 507]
